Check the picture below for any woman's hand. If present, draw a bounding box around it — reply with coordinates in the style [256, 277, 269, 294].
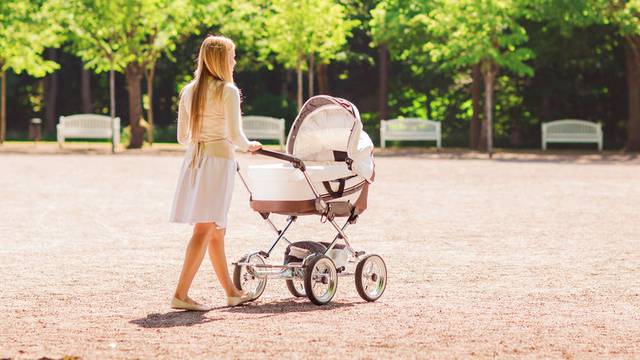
[248, 141, 262, 153]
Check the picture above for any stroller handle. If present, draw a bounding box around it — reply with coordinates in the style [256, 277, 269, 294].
[255, 149, 306, 171]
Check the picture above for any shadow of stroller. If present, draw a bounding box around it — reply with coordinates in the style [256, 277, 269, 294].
[224, 298, 357, 315]
[130, 310, 222, 328]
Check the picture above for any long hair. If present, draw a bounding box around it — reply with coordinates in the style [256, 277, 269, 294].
[183, 35, 235, 141]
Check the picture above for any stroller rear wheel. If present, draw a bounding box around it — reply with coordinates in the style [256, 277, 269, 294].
[233, 254, 267, 301]
[355, 254, 387, 302]
[304, 255, 338, 305]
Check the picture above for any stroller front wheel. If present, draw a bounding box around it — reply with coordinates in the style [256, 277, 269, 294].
[233, 254, 267, 301]
[285, 279, 305, 298]
[355, 254, 387, 302]
[304, 255, 338, 305]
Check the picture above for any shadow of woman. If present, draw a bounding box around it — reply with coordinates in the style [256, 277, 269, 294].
[223, 298, 358, 315]
[130, 310, 223, 328]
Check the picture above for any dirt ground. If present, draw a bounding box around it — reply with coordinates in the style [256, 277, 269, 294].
[1, 150, 639, 359]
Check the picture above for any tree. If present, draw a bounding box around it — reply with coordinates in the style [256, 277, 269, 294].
[63, 0, 134, 151]
[606, 1, 640, 151]
[0, 0, 63, 143]
[371, 0, 486, 149]
[264, 0, 358, 110]
[370, 0, 413, 121]
[423, 0, 534, 156]
[128, 0, 206, 145]
[64, 0, 203, 149]
[525, 0, 640, 151]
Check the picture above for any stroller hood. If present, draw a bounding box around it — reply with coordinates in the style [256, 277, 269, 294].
[286, 96, 374, 183]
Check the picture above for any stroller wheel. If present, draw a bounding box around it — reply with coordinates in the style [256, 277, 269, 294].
[355, 254, 387, 302]
[285, 274, 305, 298]
[304, 255, 338, 305]
[233, 254, 267, 301]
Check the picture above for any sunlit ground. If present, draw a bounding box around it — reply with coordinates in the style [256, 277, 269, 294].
[1, 151, 638, 359]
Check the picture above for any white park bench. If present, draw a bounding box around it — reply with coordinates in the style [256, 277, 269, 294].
[57, 114, 120, 148]
[242, 115, 286, 149]
[380, 118, 442, 148]
[541, 119, 603, 151]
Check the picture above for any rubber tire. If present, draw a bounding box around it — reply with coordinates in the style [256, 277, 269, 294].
[304, 255, 338, 305]
[232, 255, 266, 301]
[285, 279, 305, 298]
[284, 241, 325, 298]
[355, 254, 387, 302]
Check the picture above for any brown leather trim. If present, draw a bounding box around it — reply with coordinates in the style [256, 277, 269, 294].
[320, 181, 365, 200]
[251, 199, 317, 215]
[354, 182, 369, 214]
[251, 181, 367, 216]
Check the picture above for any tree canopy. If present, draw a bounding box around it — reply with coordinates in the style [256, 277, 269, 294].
[0, 0, 64, 142]
[2, 0, 639, 152]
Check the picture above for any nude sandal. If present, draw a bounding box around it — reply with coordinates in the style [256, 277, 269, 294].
[226, 293, 253, 307]
[171, 296, 211, 311]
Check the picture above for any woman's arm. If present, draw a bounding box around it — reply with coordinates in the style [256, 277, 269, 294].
[177, 91, 189, 145]
[223, 84, 253, 152]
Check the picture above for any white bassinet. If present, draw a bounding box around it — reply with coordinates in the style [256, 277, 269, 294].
[243, 96, 375, 216]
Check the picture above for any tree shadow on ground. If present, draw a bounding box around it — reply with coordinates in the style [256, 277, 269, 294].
[130, 310, 222, 328]
[223, 298, 357, 315]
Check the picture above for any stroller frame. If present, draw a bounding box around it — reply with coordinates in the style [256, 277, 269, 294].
[233, 149, 386, 305]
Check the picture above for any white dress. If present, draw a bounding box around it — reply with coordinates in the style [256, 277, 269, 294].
[169, 81, 252, 228]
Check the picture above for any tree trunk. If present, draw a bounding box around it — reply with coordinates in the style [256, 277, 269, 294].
[0, 70, 5, 144]
[43, 48, 58, 136]
[283, 69, 292, 99]
[480, 62, 498, 157]
[110, 67, 116, 153]
[317, 63, 329, 95]
[625, 36, 640, 151]
[470, 64, 482, 149]
[297, 59, 303, 111]
[145, 63, 156, 145]
[378, 45, 389, 121]
[81, 66, 92, 113]
[308, 53, 314, 99]
[125, 63, 145, 149]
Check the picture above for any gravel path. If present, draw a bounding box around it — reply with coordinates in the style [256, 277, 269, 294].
[1, 152, 638, 359]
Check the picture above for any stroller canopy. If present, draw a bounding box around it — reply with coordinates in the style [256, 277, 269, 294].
[286, 96, 374, 183]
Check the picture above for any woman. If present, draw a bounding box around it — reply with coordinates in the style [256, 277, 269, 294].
[169, 35, 261, 310]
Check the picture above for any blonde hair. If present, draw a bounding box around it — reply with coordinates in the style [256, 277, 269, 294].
[184, 35, 236, 141]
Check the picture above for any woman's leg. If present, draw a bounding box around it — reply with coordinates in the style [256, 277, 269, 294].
[207, 226, 242, 297]
[174, 223, 215, 301]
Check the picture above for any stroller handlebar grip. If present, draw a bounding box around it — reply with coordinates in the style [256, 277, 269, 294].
[255, 149, 306, 171]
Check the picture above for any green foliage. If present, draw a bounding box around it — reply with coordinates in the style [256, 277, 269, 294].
[263, 0, 359, 69]
[243, 94, 298, 128]
[217, 0, 271, 70]
[62, 0, 204, 73]
[370, 0, 429, 55]
[423, 0, 534, 76]
[0, 0, 63, 76]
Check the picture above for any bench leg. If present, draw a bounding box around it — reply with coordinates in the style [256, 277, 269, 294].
[542, 140, 546, 151]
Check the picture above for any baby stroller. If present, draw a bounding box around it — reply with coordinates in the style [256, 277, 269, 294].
[233, 95, 387, 305]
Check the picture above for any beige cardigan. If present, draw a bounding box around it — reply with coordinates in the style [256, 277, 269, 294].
[177, 81, 252, 151]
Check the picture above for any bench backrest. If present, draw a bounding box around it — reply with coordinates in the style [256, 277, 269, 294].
[381, 118, 441, 136]
[542, 119, 601, 137]
[60, 114, 120, 131]
[243, 116, 285, 140]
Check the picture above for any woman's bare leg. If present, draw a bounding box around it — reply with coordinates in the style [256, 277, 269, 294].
[207, 226, 242, 297]
[174, 223, 214, 301]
